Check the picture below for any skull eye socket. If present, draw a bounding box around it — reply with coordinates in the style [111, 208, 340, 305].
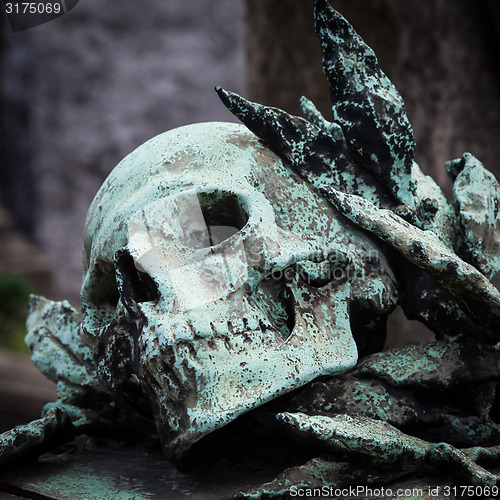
[196, 191, 249, 247]
[116, 251, 160, 305]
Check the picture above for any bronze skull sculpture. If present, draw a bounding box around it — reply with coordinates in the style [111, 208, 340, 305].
[78, 120, 396, 458]
[2, 0, 500, 496]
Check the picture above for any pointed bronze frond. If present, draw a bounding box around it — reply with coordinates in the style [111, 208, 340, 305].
[217, 1, 417, 208]
[217, 87, 398, 208]
[314, 0, 415, 206]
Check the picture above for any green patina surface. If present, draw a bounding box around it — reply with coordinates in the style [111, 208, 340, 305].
[24, 463, 155, 500]
[1, 0, 500, 498]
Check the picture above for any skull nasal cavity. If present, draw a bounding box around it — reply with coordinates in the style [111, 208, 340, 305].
[197, 191, 249, 246]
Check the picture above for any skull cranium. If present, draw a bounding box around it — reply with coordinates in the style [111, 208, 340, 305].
[80, 121, 396, 459]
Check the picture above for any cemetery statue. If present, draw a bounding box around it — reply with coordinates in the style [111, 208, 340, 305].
[1, 0, 500, 497]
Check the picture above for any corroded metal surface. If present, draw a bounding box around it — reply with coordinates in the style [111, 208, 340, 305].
[1, 0, 500, 497]
[0, 408, 75, 467]
[447, 153, 500, 280]
[325, 186, 500, 335]
[1, 442, 281, 499]
[2, 440, 475, 500]
[79, 121, 368, 459]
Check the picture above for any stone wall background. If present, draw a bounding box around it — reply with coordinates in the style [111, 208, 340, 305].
[1, 0, 245, 304]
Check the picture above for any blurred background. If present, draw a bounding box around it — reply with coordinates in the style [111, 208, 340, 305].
[0, 0, 499, 430]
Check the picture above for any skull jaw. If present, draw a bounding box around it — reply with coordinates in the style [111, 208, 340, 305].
[137, 280, 357, 462]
